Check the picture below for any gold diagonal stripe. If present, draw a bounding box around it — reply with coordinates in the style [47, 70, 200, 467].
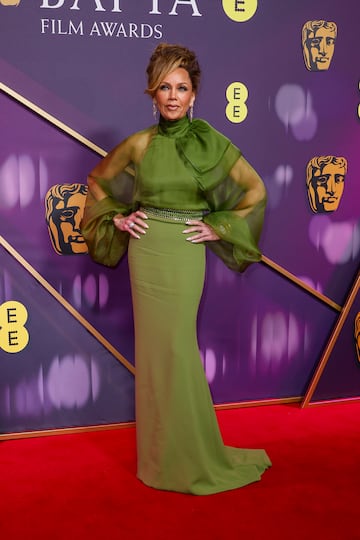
[0, 82, 134, 177]
[0, 235, 135, 375]
[0, 82, 107, 157]
[261, 255, 342, 312]
[301, 271, 359, 407]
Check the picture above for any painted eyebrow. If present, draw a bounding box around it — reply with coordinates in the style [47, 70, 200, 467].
[160, 81, 190, 86]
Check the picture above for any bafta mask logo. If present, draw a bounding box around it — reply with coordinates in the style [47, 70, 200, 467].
[355, 313, 360, 364]
[306, 156, 347, 213]
[302, 20, 337, 71]
[0, 0, 21, 5]
[45, 183, 88, 255]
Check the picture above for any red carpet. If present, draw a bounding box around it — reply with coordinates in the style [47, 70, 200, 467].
[1, 402, 359, 539]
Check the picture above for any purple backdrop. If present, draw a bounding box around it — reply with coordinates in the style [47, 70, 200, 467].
[0, 0, 359, 433]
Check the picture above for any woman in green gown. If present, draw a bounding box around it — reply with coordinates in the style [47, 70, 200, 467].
[81, 43, 271, 495]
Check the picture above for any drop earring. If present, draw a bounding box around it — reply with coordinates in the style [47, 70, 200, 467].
[189, 104, 194, 122]
[153, 102, 158, 120]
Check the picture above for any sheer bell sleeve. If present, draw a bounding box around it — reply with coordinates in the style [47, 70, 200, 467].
[202, 153, 267, 273]
[80, 138, 136, 267]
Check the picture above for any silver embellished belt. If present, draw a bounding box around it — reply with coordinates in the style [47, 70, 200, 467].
[139, 206, 205, 223]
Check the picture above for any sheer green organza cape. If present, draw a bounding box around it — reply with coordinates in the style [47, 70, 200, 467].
[81, 116, 266, 272]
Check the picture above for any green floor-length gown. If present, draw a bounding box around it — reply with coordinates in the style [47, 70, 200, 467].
[81, 115, 271, 494]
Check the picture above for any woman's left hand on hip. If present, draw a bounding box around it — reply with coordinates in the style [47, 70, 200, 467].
[183, 220, 220, 242]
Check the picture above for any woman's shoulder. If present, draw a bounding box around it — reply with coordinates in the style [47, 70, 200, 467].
[113, 125, 156, 163]
[129, 124, 157, 142]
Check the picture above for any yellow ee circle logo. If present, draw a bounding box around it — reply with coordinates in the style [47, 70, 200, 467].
[226, 82, 249, 123]
[222, 0, 258, 22]
[0, 301, 29, 353]
[0, 1, 21, 6]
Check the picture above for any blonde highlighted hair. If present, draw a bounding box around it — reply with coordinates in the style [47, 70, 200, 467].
[145, 43, 201, 97]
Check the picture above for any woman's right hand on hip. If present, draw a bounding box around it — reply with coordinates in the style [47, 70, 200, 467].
[113, 210, 149, 239]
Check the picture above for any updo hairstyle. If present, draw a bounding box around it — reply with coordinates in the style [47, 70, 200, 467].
[145, 43, 201, 97]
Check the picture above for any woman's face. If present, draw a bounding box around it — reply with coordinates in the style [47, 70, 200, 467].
[154, 67, 195, 121]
